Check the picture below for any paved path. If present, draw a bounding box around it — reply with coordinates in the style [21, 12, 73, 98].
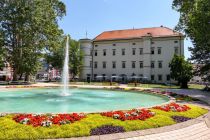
[165, 89, 210, 105]
[123, 122, 210, 140]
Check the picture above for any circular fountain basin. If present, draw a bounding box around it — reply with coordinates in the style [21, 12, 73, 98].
[0, 88, 169, 113]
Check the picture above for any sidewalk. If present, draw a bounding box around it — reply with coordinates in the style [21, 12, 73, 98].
[165, 89, 210, 105]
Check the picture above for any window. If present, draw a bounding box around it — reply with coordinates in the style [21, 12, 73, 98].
[158, 75, 162, 81]
[151, 42, 155, 44]
[113, 44, 116, 46]
[90, 61, 92, 68]
[94, 74, 97, 80]
[95, 45, 98, 47]
[103, 49, 106, 56]
[167, 75, 170, 81]
[112, 61, 116, 69]
[151, 61, 155, 68]
[151, 47, 155, 54]
[151, 75, 155, 81]
[174, 41, 178, 43]
[140, 48, 143, 55]
[112, 49, 116, 56]
[94, 50, 97, 56]
[132, 61, 136, 68]
[122, 61, 126, 68]
[132, 43, 136, 45]
[102, 61, 106, 69]
[158, 61, 162, 68]
[174, 47, 179, 54]
[158, 47, 161, 54]
[132, 48, 136, 55]
[140, 61, 143, 68]
[94, 62, 97, 68]
[122, 49, 125, 55]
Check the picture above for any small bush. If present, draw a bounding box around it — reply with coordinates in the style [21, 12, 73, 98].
[171, 116, 192, 123]
[90, 125, 125, 135]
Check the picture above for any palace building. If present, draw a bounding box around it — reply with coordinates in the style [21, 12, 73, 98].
[79, 26, 184, 83]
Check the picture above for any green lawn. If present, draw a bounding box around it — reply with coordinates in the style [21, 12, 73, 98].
[0, 105, 207, 139]
[70, 82, 205, 90]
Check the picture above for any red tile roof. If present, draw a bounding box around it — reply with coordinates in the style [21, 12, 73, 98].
[94, 27, 183, 41]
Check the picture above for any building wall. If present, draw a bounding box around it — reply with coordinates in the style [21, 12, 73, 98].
[80, 36, 184, 83]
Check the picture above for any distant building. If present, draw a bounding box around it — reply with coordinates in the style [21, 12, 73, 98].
[0, 62, 12, 81]
[79, 26, 184, 83]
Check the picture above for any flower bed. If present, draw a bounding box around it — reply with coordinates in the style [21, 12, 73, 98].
[153, 103, 191, 112]
[101, 109, 155, 121]
[13, 113, 85, 127]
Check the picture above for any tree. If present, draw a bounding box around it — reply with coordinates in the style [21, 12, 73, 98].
[169, 55, 193, 88]
[0, 0, 66, 81]
[69, 39, 83, 79]
[46, 36, 83, 80]
[172, 0, 210, 82]
[0, 31, 5, 69]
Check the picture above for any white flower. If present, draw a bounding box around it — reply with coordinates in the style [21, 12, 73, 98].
[124, 113, 130, 117]
[20, 118, 29, 124]
[150, 112, 156, 116]
[113, 114, 120, 119]
[0, 113, 7, 117]
[131, 112, 138, 116]
[41, 120, 52, 127]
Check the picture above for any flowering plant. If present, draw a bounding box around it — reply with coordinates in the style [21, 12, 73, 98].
[153, 103, 191, 112]
[101, 109, 155, 121]
[13, 113, 85, 127]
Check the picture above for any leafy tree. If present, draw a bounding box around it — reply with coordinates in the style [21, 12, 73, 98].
[0, 0, 66, 81]
[172, 0, 210, 82]
[169, 55, 193, 88]
[69, 39, 83, 79]
[0, 31, 5, 69]
[46, 36, 83, 80]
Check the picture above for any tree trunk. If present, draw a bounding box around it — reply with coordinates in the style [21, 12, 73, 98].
[181, 81, 188, 89]
[19, 73, 23, 80]
[13, 69, 18, 81]
[25, 74, 30, 82]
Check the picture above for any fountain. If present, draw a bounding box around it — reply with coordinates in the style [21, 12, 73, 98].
[62, 36, 70, 96]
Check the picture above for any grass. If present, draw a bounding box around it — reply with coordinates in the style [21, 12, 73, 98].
[0, 104, 208, 139]
[69, 82, 205, 90]
[127, 83, 205, 90]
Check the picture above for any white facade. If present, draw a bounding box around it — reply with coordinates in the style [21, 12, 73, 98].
[80, 28, 184, 83]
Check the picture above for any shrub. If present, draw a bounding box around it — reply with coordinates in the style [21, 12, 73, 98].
[171, 116, 192, 123]
[90, 125, 125, 135]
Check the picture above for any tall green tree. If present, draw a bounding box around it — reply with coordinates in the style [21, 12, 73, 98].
[46, 36, 83, 80]
[169, 55, 193, 88]
[0, 31, 5, 69]
[69, 39, 83, 79]
[0, 0, 66, 81]
[172, 0, 210, 82]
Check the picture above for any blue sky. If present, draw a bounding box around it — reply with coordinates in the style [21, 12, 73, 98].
[59, 0, 192, 58]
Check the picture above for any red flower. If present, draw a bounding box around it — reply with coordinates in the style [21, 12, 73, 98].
[101, 109, 155, 121]
[13, 113, 86, 127]
[153, 103, 191, 112]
